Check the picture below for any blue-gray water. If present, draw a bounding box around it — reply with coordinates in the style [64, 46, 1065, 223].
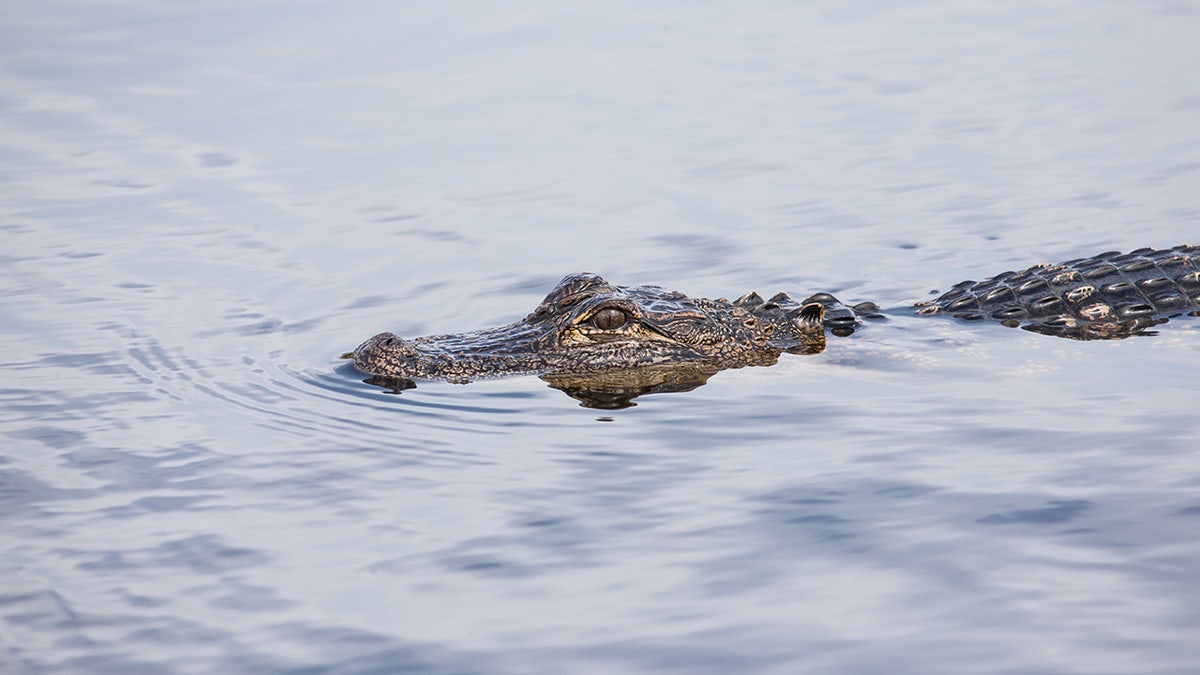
[3, 1, 1199, 673]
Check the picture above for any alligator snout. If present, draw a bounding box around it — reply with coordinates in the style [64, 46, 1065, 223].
[370, 332, 412, 351]
[356, 331, 407, 352]
[352, 332, 422, 370]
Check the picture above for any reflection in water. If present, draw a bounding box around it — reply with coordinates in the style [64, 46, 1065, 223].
[348, 271, 855, 407]
[349, 273, 848, 379]
[361, 354, 830, 409]
[6, 1, 1200, 672]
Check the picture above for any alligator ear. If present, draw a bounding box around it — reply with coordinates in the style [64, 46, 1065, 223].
[789, 302, 825, 327]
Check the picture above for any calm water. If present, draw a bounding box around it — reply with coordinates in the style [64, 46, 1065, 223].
[3, 1, 1199, 673]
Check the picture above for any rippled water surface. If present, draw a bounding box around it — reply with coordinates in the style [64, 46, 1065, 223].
[3, 1, 1200, 673]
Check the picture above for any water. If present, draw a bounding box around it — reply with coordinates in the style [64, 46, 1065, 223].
[2, 1, 1199, 673]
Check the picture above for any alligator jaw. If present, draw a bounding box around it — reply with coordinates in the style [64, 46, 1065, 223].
[350, 326, 746, 382]
[349, 273, 836, 383]
[351, 326, 554, 383]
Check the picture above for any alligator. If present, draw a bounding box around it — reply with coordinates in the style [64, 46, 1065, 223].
[347, 245, 1200, 408]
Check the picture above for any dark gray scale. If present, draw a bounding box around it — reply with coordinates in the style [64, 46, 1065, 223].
[1116, 259, 1157, 273]
[1014, 277, 1051, 296]
[800, 292, 861, 335]
[1175, 271, 1200, 294]
[734, 291, 764, 307]
[1096, 282, 1145, 314]
[766, 291, 794, 308]
[946, 294, 982, 313]
[1137, 277, 1175, 293]
[1147, 290, 1194, 312]
[1025, 295, 1070, 318]
[925, 245, 1200, 337]
[1081, 264, 1120, 280]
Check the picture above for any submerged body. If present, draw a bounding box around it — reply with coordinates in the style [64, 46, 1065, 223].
[350, 245, 1200, 393]
[913, 244, 1200, 338]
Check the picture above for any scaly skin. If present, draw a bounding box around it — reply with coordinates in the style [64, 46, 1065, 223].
[351, 272, 828, 382]
[917, 243, 1200, 338]
[350, 245, 1200, 383]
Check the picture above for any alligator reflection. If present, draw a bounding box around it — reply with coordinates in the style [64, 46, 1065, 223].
[362, 338, 826, 409]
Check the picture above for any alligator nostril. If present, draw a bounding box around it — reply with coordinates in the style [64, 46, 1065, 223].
[367, 332, 400, 347]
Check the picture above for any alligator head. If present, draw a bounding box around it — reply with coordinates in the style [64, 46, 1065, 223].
[349, 273, 830, 399]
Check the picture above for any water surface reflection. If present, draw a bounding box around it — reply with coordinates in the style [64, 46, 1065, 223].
[3, 0, 1199, 673]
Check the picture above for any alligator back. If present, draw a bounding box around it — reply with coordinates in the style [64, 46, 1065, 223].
[916, 244, 1200, 338]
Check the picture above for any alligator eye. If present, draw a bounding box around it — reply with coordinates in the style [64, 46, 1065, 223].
[590, 308, 628, 330]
